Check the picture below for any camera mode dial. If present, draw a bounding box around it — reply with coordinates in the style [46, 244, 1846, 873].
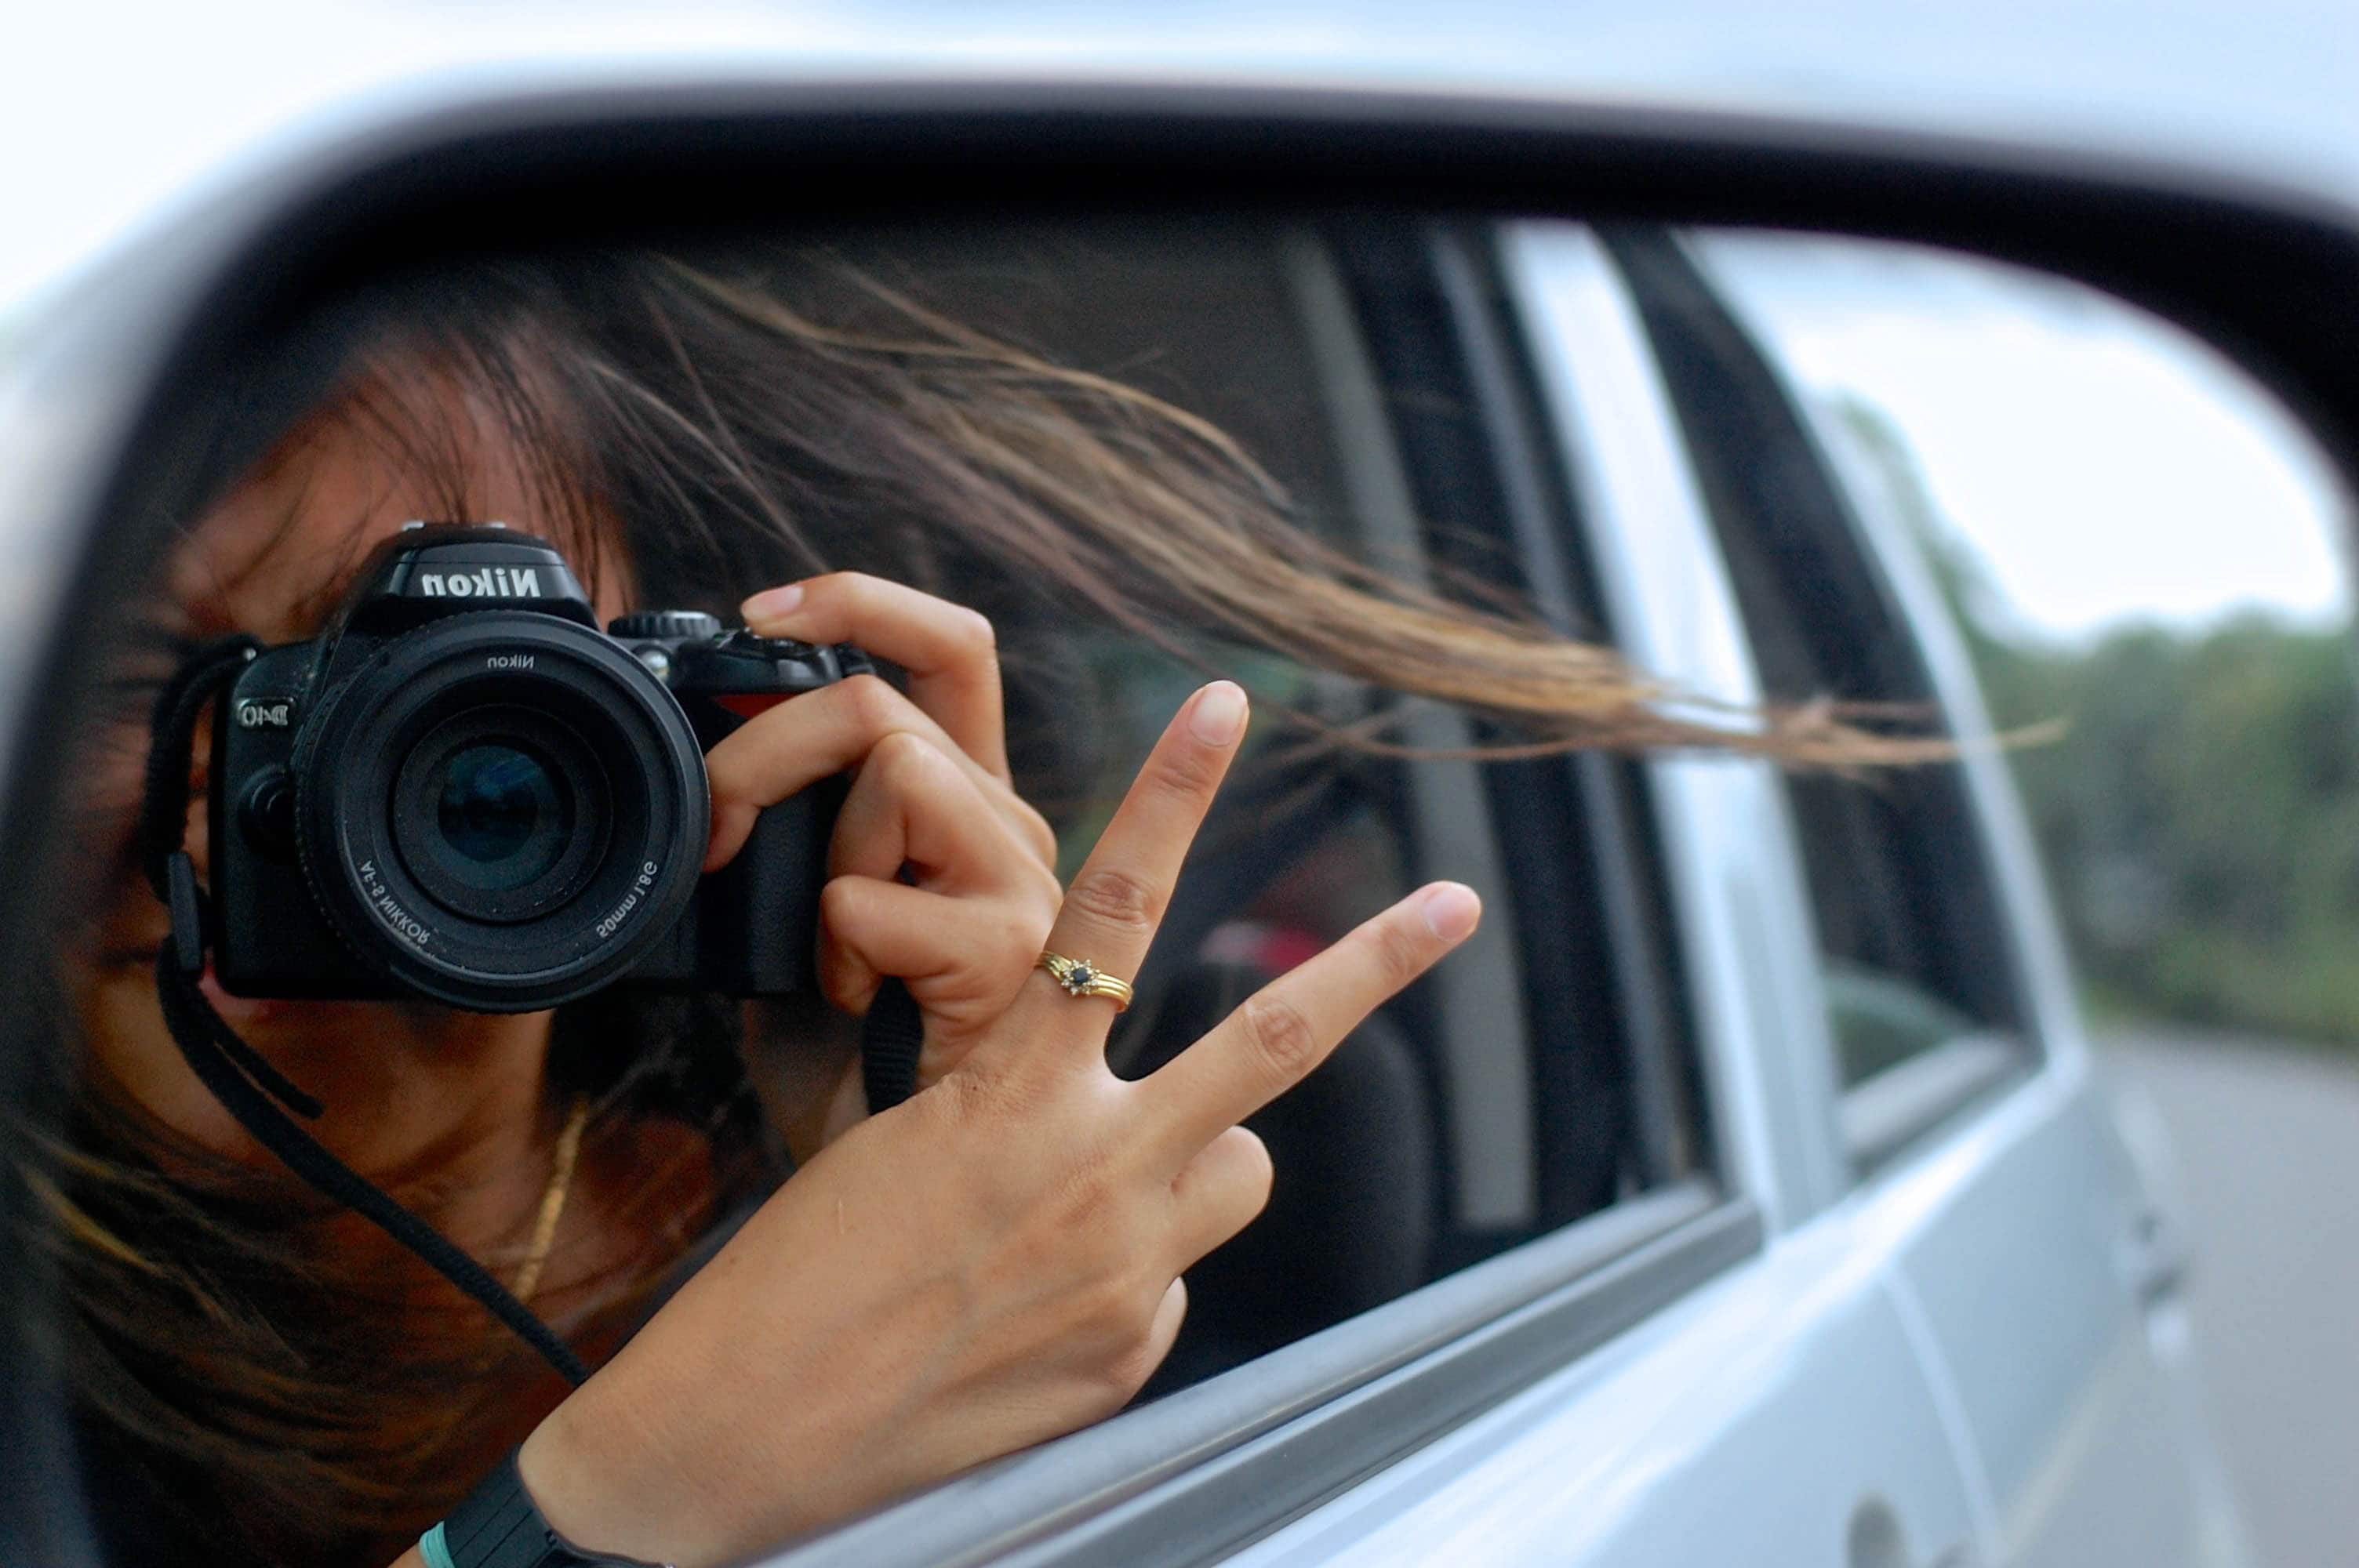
[607, 611, 723, 641]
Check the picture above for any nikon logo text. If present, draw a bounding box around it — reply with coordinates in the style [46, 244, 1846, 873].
[417, 567, 542, 598]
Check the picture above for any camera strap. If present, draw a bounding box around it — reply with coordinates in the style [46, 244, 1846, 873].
[860, 981, 921, 1113]
[141, 637, 591, 1385]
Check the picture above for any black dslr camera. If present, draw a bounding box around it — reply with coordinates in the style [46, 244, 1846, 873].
[208, 524, 867, 1012]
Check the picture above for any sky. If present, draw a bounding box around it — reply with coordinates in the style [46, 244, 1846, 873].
[1699, 234, 2354, 644]
[5, 2, 2355, 643]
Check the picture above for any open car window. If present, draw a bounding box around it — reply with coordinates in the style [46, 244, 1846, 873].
[740, 219, 1747, 1565]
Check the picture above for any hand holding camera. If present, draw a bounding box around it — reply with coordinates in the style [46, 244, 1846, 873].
[207, 524, 856, 1009]
[205, 528, 1056, 1065]
[173, 527, 1482, 1566]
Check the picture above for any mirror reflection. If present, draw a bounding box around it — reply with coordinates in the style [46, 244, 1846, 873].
[42, 218, 2353, 1568]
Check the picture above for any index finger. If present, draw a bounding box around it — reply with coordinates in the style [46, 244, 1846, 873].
[742, 572, 1009, 779]
[1140, 882, 1481, 1163]
[1010, 681, 1249, 1046]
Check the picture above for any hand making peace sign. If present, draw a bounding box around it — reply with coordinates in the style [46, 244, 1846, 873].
[519, 670, 1481, 1568]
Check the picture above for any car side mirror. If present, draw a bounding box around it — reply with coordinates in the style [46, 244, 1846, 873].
[3, 80, 2354, 1566]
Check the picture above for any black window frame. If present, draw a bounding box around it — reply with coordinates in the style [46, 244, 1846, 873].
[1598, 224, 2037, 1175]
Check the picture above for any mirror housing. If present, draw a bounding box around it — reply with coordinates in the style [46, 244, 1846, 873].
[5, 74, 2357, 1559]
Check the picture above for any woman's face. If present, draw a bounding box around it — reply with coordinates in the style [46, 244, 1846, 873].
[72, 363, 627, 1166]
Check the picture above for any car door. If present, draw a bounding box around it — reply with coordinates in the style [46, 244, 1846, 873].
[1195, 222, 1994, 1568]
[718, 217, 1979, 1568]
[1608, 226, 2254, 1568]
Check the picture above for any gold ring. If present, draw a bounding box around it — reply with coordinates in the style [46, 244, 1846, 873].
[1037, 952, 1135, 1011]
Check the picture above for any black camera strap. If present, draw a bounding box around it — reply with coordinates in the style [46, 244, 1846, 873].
[860, 982, 922, 1114]
[140, 638, 926, 1386]
[142, 638, 592, 1385]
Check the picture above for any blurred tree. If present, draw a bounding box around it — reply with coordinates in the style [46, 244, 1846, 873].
[1829, 396, 2359, 1048]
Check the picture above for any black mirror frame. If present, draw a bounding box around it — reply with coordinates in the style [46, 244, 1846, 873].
[5, 78, 2356, 1561]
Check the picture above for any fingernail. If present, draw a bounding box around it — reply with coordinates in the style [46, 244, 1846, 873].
[1421, 883, 1481, 942]
[1189, 681, 1248, 746]
[741, 583, 805, 624]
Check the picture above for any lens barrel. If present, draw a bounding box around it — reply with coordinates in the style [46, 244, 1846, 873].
[427, 742, 567, 891]
[288, 613, 708, 1011]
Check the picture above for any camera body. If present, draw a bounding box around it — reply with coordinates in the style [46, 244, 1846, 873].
[209, 524, 867, 1012]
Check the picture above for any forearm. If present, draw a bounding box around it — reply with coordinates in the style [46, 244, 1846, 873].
[388, 1549, 426, 1568]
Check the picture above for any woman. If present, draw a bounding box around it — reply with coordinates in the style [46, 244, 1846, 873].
[45, 245, 1901, 1568]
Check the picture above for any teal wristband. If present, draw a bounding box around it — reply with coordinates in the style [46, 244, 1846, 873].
[418, 1522, 459, 1568]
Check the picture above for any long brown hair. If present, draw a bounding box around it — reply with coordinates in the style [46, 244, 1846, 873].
[36, 235, 1944, 1566]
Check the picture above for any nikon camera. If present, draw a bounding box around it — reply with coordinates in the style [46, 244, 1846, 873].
[209, 524, 868, 1012]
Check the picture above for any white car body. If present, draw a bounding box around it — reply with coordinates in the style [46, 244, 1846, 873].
[758, 213, 2258, 1568]
[1207, 223, 2252, 1568]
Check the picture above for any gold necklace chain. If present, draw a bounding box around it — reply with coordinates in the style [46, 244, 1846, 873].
[509, 1094, 590, 1305]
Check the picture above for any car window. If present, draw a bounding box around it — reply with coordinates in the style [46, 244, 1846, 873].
[874, 221, 1713, 1385]
[710, 222, 1751, 1568]
[1600, 227, 2033, 1167]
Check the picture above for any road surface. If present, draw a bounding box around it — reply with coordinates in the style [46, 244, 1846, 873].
[2099, 1033, 2359, 1568]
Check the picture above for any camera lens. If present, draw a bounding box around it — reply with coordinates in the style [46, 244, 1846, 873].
[431, 742, 567, 891]
[293, 613, 707, 1009]
[389, 706, 612, 924]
